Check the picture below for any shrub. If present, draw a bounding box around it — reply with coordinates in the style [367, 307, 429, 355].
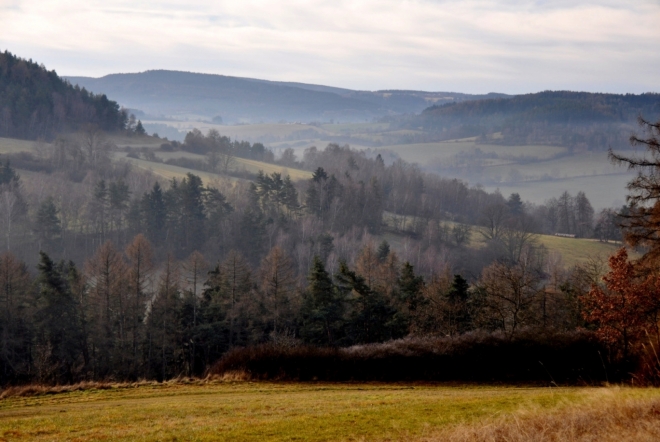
[212, 330, 616, 384]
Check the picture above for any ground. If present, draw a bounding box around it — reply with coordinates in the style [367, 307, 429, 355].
[1, 382, 659, 441]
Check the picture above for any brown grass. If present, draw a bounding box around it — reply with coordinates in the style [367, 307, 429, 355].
[433, 393, 660, 442]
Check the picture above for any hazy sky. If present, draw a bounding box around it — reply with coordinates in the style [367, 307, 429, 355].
[1, 0, 658, 93]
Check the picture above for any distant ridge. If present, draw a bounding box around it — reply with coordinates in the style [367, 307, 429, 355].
[65, 70, 511, 123]
[401, 90, 660, 149]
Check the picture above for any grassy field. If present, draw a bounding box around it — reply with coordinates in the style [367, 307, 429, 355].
[115, 151, 312, 182]
[484, 173, 633, 210]
[0, 137, 37, 154]
[1, 382, 658, 441]
[144, 120, 335, 140]
[383, 212, 624, 267]
[379, 140, 568, 165]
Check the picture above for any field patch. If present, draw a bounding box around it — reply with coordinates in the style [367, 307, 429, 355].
[0, 137, 37, 155]
[380, 140, 567, 165]
[2, 382, 655, 441]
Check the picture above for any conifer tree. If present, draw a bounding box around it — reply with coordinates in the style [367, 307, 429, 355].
[301, 256, 344, 345]
[0, 252, 31, 380]
[34, 252, 83, 383]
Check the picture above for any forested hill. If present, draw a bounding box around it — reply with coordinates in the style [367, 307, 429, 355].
[65, 70, 510, 123]
[0, 51, 127, 140]
[406, 91, 660, 150]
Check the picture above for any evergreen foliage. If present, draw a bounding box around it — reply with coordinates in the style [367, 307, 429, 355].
[0, 51, 127, 140]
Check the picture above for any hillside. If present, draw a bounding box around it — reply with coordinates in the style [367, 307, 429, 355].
[402, 91, 660, 150]
[0, 51, 126, 140]
[65, 70, 510, 123]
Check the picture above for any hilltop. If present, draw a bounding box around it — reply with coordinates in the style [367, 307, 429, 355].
[65, 70, 510, 123]
[400, 90, 660, 150]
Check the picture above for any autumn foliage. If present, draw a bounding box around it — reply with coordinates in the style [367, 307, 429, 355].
[582, 248, 660, 374]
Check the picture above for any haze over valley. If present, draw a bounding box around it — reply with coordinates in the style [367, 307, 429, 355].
[2, 1, 660, 439]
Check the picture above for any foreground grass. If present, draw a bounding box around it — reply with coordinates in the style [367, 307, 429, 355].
[1, 382, 659, 441]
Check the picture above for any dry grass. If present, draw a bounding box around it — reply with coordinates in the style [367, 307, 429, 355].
[1, 381, 659, 441]
[433, 391, 660, 442]
[0, 137, 36, 154]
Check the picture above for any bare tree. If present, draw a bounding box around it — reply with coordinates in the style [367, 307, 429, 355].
[79, 124, 112, 171]
[478, 248, 545, 337]
[260, 246, 297, 334]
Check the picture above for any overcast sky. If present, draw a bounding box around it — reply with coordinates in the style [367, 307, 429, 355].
[1, 0, 658, 93]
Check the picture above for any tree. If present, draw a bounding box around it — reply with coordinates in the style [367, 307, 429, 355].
[220, 250, 252, 347]
[33, 252, 83, 383]
[259, 246, 297, 335]
[84, 241, 128, 376]
[142, 182, 167, 244]
[301, 256, 344, 345]
[34, 197, 61, 248]
[147, 254, 182, 381]
[0, 161, 24, 252]
[181, 250, 208, 375]
[79, 124, 111, 171]
[574, 191, 594, 238]
[0, 252, 31, 380]
[478, 250, 544, 337]
[336, 261, 396, 344]
[135, 120, 146, 136]
[124, 234, 153, 374]
[610, 117, 660, 265]
[582, 248, 660, 361]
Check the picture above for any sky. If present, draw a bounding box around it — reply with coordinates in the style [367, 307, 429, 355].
[1, 0, 658, 94]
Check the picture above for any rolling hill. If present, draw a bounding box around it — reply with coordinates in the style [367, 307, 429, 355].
[65, 70, 510, 124]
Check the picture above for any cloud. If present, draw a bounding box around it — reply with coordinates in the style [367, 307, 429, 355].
[0, 0, 658, 93]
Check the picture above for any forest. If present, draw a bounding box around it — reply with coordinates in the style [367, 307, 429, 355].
[0, 129, 630, 384]
[0, 52, 656, 386]
[0, 51, 127, 140]
[393, 91, 660, 150]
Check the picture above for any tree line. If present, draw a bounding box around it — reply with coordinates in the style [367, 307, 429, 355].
[1, 226, 600, 385]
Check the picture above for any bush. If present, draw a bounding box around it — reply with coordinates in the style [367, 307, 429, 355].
[211, 330, 617, 384]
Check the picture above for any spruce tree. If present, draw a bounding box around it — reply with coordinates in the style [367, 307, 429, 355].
[34, 252, 83, 383]
[301, 256, 344, 345]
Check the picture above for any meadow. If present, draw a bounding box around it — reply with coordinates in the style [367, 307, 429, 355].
[383, 212, 624, 267]
[1, 382, 659, 441]
[0, 137, 36, 154]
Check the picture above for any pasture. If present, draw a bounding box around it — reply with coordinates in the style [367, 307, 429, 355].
[1, 382, 659, 441]
[379, 140, 568, 165]
[0, 137, 37, 154]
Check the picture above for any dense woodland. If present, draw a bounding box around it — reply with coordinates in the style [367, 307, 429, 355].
[0, 51, 127, 140]
[0, 132, 627, 384]
[393, 91, 660, 150]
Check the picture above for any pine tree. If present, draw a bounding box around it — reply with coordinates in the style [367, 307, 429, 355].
[446, 274, 472, 335]
[301, 256, 344, 345]
[0, 252, 31, 380]
[33, 252, 83, 383]
[135, 120, 146, 135]
[34, 196, 61, 248]
[337, 261, 396, 344]
[142, 182, 167, 244]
